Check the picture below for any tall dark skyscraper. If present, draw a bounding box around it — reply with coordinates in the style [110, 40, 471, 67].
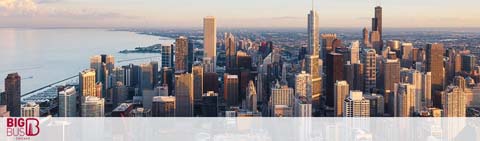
[225, 33, 237, 72]
[175, 36, 189, 72]
[326, 53, 345, 107]
[426, 43, 445, 108]
[371, 6, 383, 53]
[5, 73, 21, 117]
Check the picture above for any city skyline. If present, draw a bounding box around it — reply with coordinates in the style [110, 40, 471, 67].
[1, 0, 480, 28]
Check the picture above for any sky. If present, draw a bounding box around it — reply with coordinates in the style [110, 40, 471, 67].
[0, 0, 479, 28]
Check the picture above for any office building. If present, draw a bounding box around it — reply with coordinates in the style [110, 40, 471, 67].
[426, 43, 445, 108]
[79, 69, 96, 97]
[362, 49, 377, 93]
[344, 91, 370, 117]
[295, 71, 312, 101]
[224, 74, 239, 107]
[350, 40, 360, 63]
[334, 81, 349, 117]
[269, 83, 294, 116]
[152, 96, 176, 117]
[204, 16, 217, 70]
[395, 83, 416, 117]
[294, 97, 312, 117]
[202, 91, 218, 117]
[383, 58, 401, 92]
[21, 102, 40, 117]
[161, 45, 174, 68]
[326, 53, 344, 107]
[443, 86, 466, 117]
[81, 96, 105, 117]
[364, 94, 384, 117]
[246, 81, 257, 112]
[462, 54, 476, 73]
[362, 27, 370, 46]
[225, 33, 236, 71]
[59, 86, 77, 117]
[192, 65, 204, 103]
[175, 73, 194, 117]
[175, 36, 189, 72]
[4, 73, 21, 117]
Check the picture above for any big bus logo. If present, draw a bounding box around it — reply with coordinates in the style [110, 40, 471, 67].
[6, 118, 40, 137]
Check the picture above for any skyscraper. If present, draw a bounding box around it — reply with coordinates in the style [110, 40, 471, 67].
[79, 69, 96, 97]
[175, 36, 189, 72]
[383, 58, 401, 92]
[204, 16, 217, 70]
[326, 53, 344, 107]
[307, 8, 322, 112]
[246, 81, 257, 112]
[362, 49, 377, 93]
[202, 91, 219, 117]
[295, 71, 312, 101]
[344, 91, 370, 117]
[362, 27, 370, 47]
[225, 33, 236, 71]
[21, 102, 40, 117]
[371, 6, 383, 51]
[442, 86, 466, 117]
[426, 43, 445, 108]
[161, 45, 174, 68]
[4, 73, 21, 117]
[269, 83, 294, 116]
[175, 73, 194, 117]
[350, 40, 360, 63]
[321, 34, 337, 58]
[395, 83, 416, 117]
[140, 63, 153, 90]
[334, 81, 349, 117]
[81, 96, 105, 117]
[59, 86, 77, 117]
[192, 64, 204, 104]
[461, 54, 476, 73]
[152, 96, 175, 117]
[224, 74, 239, 107]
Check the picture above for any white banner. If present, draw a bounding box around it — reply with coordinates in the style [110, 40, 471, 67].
[1, 117, 479, 141]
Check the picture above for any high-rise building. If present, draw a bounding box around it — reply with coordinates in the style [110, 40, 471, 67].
[161, 67, 174, 95]
[362, 49, 377, 93]
[4, 73, 21, 117]
[350, 41, 360, 63]
[308, 10, 320, 56]
[426, 43, 445, 108]
[21, 102, 40, 117]
[362, 27, 370, 46]
[294, 97, 312, 117]
[79, 69, 96, 97]
[270, 83, 294, 116]
[224, 74, 239, 107]
[423, 72, 432, 107]
[295, 71, 312, 101]
[204, 16, 217, 70]
[161, 45, 174, 68]
[175, 36, 189, 72]
[442, 86, 466, 117]
[326, 53, 345, 107]
[140, 63, 153, 90]
[321, 34, 337, 58]
[59, 86, 77, 117]
[225, 33, 236, 71]
[461, 54, 476, 73]
[112, 82, 128, 108]
[334, 81, 349, 117]
[175, 73, 194, 117]
[152, 96, 175, 117]
[370, 31, 381, 53]
[344, 91, 370, 117]
[395, 83, 416, 117]
[246, 81, 257, 112]
[364, 93, 384, 117]
[455, 53, 462, 74]
[371, 6, 383, 51]
[383, 59, 401, 92]
[192, 65, 204, 104]
[201, 91, 218, 117]
[150, 61, 159, 87]
[81, 96, 105, 117]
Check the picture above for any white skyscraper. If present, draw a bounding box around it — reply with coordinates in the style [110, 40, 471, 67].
[395, 83, 416, 117]
[443, 86, 466, 117]
[204, 16, 217, 71]
[246, 80, 257, 112]
[59, 86, 77, 117]
[344, 91, 370, 117]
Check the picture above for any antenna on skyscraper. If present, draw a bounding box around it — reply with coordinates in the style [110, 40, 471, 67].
[311, 0, 314, 10]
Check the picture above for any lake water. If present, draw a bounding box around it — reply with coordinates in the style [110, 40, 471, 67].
[0, 28, 174, 93]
